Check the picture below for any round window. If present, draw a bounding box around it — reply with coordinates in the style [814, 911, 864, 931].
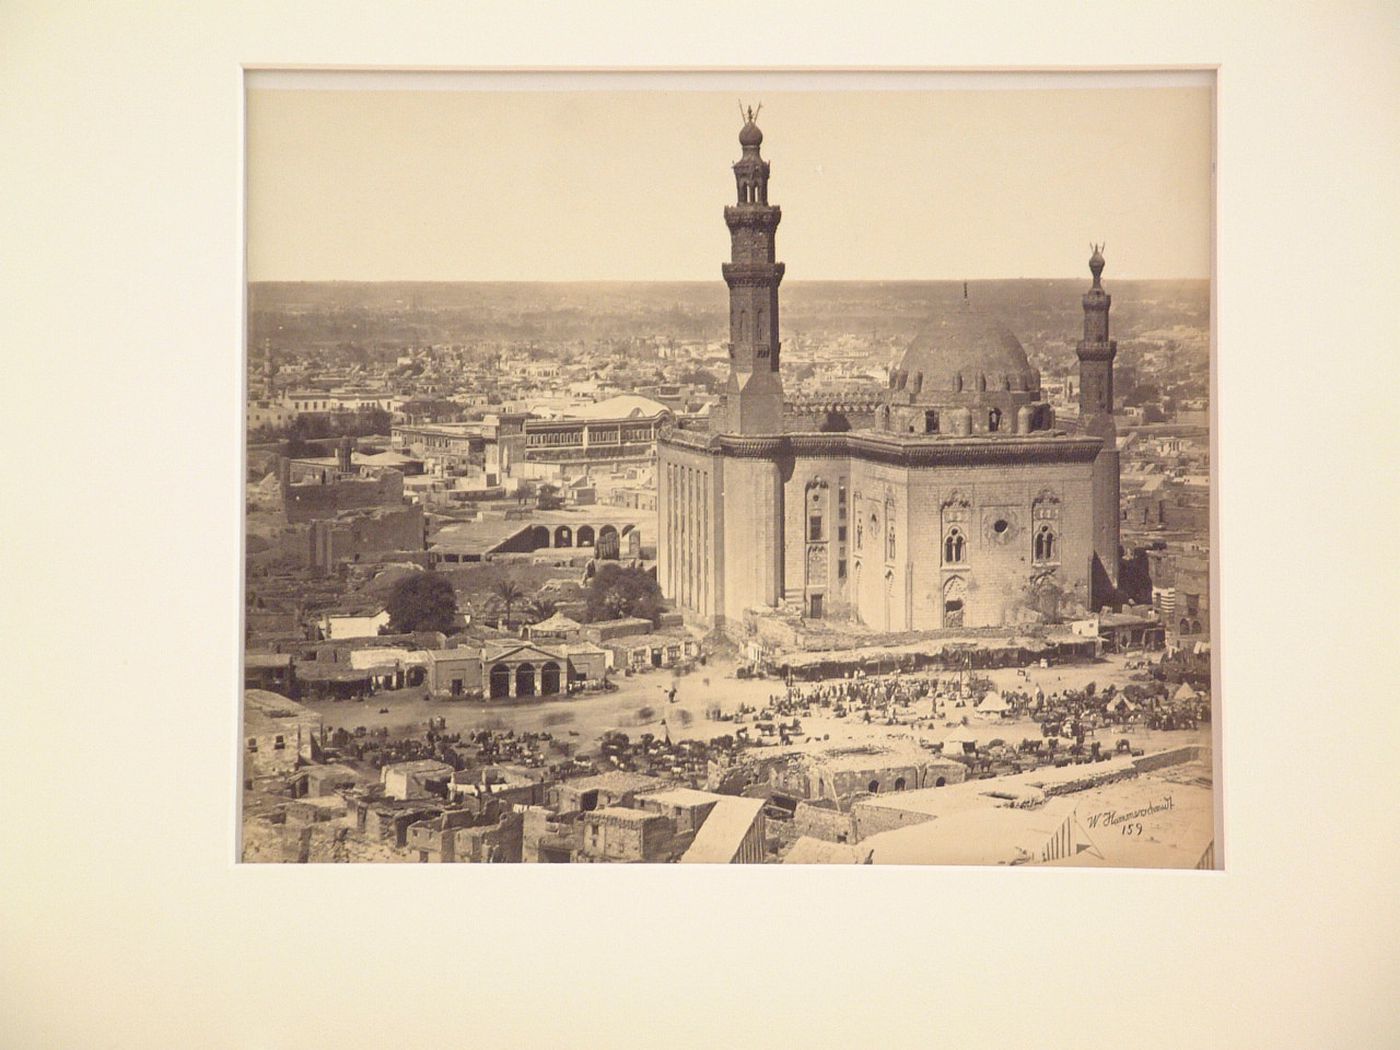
[993, 519, 1009, 535]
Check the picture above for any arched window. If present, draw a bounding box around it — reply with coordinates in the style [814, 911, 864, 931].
[885, 497, 897, 561]
[944, 527, 966, 565]
[988, 407, 1002, 432]
[1034, 524, 1056, 562]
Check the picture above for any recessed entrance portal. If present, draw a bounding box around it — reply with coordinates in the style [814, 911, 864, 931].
[943, 575, 967, 629]
[597, 525, 620, 560]
[541, 661, 561, 695]
[489, 664, 510, 699]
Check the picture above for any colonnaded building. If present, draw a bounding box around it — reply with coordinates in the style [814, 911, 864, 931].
[658, 113, 1122, 632]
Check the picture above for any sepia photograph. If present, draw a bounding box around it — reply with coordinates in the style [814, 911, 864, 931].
[8, 2, 1398, 1047]
[242, 71, 1218, 867]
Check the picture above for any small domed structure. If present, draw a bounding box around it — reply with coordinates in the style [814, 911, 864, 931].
[739, 120, 763, 148]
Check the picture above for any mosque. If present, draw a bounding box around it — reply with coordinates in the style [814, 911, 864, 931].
[658, 112, 1121, 632]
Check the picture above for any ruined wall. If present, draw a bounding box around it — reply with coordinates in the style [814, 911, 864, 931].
[307, 504, 425, 571]
[449, 812, 524, 863]
[283, 470, 405, 523]
[579, 812, 677, 863]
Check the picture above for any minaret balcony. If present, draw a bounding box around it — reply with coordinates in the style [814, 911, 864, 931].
[1074, 340, 1117, 361]
[722, 261, 785, 288]
[723, 205, 782, 229]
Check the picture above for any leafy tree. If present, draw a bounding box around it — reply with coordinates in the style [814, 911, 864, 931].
[385, 572, 458, 634]
[537, 483, 564, 511]
[492, 579, 524, 626]
[585, 564, 663, 625]
[678, 366, 720, 392]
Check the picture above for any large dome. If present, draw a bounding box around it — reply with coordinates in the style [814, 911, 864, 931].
[893, 301, 1036, 396]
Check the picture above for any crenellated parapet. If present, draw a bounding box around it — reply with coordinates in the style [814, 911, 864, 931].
[662, 429, 1103, 468]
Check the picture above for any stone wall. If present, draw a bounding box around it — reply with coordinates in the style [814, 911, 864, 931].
[793, 801, 855, 843]
[1130, 744, 1209, 775]
[850, 803, 937, 843]
[658, 442, 719, 622]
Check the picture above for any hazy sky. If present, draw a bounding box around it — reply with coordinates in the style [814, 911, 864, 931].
[246, 81, 1212, 282]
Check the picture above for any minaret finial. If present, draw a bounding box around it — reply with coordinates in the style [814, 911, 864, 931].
[1089, 242, 1106, 288]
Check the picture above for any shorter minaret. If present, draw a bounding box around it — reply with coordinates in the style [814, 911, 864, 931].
[1077, 245, 1117, 437]
[1076, 245, 1121, 604]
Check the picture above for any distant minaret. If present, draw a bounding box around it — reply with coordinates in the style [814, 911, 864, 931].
[1076, 245, 1121, 604]
[261, 338, 277, 400]
[715, 105, 785, 434]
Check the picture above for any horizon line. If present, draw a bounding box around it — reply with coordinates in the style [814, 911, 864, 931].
[248, 275, 1209, 285]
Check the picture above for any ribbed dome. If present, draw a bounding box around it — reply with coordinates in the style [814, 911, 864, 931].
[894, 302, 1035, 395]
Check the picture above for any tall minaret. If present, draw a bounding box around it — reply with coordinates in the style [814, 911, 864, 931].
[1076, 244, 1121, 604]
[715, 106, 785, 434]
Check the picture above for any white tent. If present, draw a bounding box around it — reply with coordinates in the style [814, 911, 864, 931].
[1173, 682, 1199, 701]
[942, 732, 978, 755]
[976, 691, 1010, 714]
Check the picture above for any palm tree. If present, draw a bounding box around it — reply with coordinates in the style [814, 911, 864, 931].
[492, 579, 523, 627]
[525, 596, 558, 624]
